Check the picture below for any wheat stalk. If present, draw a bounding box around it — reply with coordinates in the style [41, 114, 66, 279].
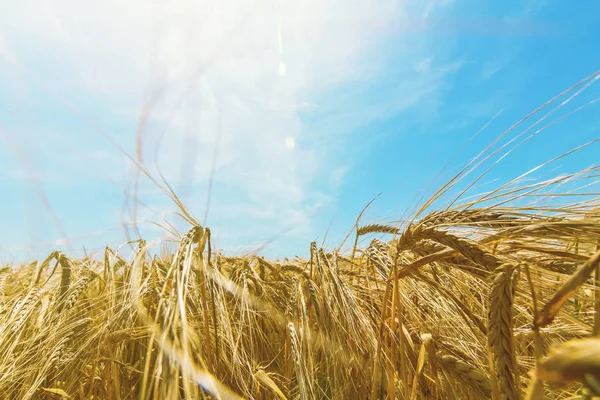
[536, 250, 600, 327]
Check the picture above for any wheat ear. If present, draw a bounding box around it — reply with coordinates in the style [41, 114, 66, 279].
[488, 263, 521, 400]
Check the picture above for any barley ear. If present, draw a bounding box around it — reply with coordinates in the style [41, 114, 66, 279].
[488, 263, 521, 400]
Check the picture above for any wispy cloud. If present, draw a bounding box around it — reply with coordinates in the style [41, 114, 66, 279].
[0, 0, 467, 259]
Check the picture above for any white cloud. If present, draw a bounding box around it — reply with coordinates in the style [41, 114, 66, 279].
[0, 168, 71, 186]
[1, 0, 461, 256]
[416, 56, 435, 73]
[329, 167, 349, 191]
[0, 33, 16, 62]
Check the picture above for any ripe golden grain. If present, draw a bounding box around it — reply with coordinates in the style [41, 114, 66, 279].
[2, 71, 600, 399]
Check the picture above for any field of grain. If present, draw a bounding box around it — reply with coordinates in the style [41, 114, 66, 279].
[1, 75, 600, 399]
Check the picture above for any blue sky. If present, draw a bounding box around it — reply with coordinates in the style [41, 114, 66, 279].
[1, 0, 599, 263]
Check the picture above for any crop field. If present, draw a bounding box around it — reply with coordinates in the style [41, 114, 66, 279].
[1, 75, 600, 399]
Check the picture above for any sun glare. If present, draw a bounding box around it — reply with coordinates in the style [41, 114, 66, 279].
[284, 136, 296, 149]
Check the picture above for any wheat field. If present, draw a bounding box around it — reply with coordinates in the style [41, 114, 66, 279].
[1, 73, 600, 399]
